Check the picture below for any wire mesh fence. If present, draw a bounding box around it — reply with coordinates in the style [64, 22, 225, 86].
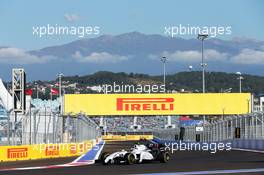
[164, 112, 264, 142]
[0, 112, 101, 146]
[1, 110, 263, 146]
[208, 112, 264, 141]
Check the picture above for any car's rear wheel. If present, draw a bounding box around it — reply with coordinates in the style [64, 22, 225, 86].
[159, 152, 170, 163]
[124, 153, 135, 165]
[101, 152, 110, 165]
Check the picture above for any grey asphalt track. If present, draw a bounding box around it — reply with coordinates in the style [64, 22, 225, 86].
[1, 141, 264, 175]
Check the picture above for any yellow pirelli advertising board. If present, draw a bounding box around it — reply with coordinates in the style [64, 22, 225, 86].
[0, 140, 95, 162]
[64, 93, 251, 116]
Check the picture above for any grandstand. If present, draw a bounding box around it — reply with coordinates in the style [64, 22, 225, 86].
[31, 98, 60, 111]
[91, 116, 180, 132]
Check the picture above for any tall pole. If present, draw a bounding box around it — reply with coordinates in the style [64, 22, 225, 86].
[33, 111, 37, 144]
[238, 76, 243, 93]
[239, 78, 242, 93]
[44, 106, 47, 143]
[52, 112, 56, 143]
[202, 40, 205, 93]
[50, 86, 53, 101]
[197, 34, 208, 93]
[236, 72, 243, 93]
[57, 73, 63, 115]
[161, 56, 170, 128]
[6, 84, 11, 145]
[7, 110, 11, 145]
[14, 112, 17, 145]
[163, 61, 166, 86]
[198, 34, 208, 136]
[29, 98, 32, 144]
[160, 56, 167, 91]
[59, 74, 62, 102]
[36, 85, 39, 99]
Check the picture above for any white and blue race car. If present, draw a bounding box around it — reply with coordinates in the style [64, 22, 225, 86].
[101, 143, 170, 165]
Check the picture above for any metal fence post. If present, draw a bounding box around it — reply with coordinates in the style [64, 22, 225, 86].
[244, 116, 247, 139]
[219, 121, 221, 141]
[214, 122, 216, 142]
[255, 114, 258, 139]
[261, 112, 264, 139]
[226, 119, 228, 140]
[239, 116, 242, 139]
[223, 120, 225, 141]
[249, 116, 254, 138]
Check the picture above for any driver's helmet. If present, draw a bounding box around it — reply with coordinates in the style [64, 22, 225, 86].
[133, 142, 140, 148]
[133, 143, 141, 150]
[147, 143, 154, 148]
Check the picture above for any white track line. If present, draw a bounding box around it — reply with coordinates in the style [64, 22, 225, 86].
[232, 148, 264, 153]
[136, 168, 264, 175]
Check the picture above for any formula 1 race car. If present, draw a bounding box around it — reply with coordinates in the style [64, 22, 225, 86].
[101, 143, 170, 165]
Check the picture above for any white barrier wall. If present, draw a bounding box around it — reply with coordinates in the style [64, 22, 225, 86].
[0, 79, 12, 111]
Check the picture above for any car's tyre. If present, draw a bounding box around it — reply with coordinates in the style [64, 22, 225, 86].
[101, 152, 110, 165]
[159, 152, 170, 163]
[124, 153, 135, 165]
[113, 157, 123, 164]
[151, 149, 160, 159]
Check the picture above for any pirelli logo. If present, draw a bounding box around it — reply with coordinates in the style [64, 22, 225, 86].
[69, 144, 77, 154]
[116, 98, 174, 111]
[45, 146, 59, 156]
[7, 148, 28, 159]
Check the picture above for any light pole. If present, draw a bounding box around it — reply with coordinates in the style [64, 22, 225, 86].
[188, 65, 193, 71]
[198, 34, 208, 134]
[57, 73, 64, 114]
[44, 105, 47, 143]
[32, 109, 39, 144]
[197, 34, 208, 93]
[160, 56, 167, 91]
[236, 72, 244, 93]
[161, 56, 172, 128]
[36, 84, 39, 99]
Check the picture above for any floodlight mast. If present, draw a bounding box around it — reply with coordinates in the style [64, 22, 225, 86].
[57, 73, 64, 114]
[236, 72, 244, 93]
[197, 34, 208, 93]
[160, 56, 167, 91]
[197, 34, 208, 142]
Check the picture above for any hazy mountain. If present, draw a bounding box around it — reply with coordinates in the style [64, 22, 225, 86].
[30, 32, 264, 58]
[2, 32, 264, 80]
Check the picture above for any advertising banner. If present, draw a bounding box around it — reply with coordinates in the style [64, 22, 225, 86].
[64, 93, 251, 116]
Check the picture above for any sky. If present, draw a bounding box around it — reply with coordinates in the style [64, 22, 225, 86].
[0, 0, 263, 50]
[0, 0, 264, 81]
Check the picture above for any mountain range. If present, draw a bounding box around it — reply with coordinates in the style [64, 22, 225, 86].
[1, 32, 264, 80]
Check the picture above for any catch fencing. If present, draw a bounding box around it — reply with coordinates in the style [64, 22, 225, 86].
[183, 112, 264, 142]
[0, 110, 101, 146]
[152, 112, 264, 143]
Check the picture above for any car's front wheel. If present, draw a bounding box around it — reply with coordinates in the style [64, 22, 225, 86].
[124, 153, 135, 165]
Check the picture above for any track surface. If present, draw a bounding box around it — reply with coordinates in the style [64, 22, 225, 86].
[1, 140, 264, 175]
